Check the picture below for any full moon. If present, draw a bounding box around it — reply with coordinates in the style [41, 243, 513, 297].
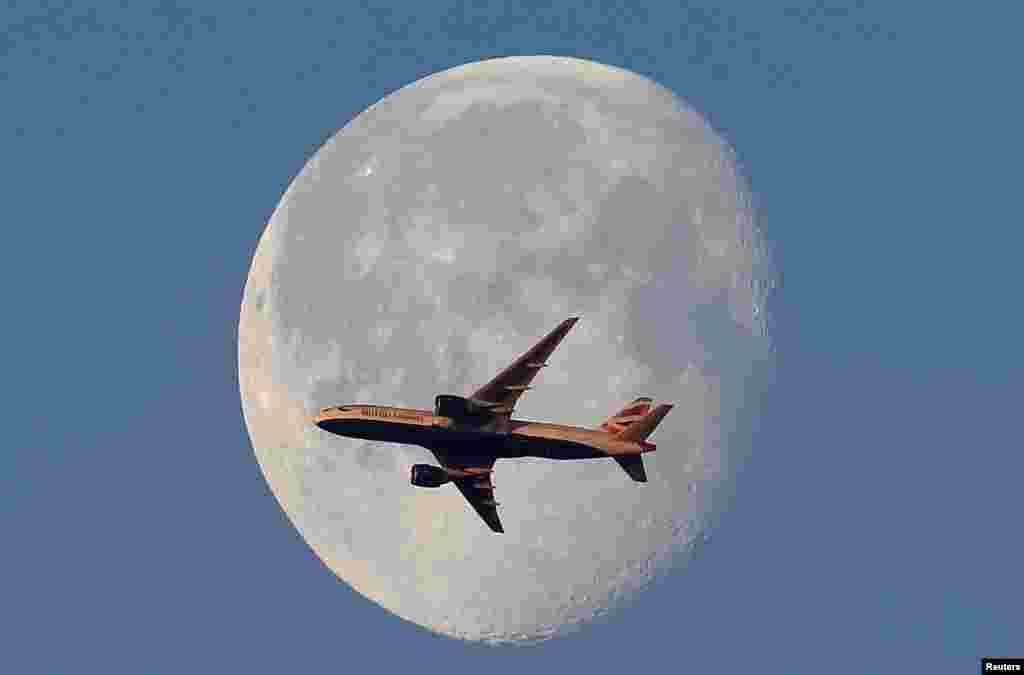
[239, 56, 775, 644]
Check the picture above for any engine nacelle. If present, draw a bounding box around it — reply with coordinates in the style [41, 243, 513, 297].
[410, 464, 451, 488]
[434, 394, 473, 419]
[434, 394, 500, 419]
[434, 394, 469, 418]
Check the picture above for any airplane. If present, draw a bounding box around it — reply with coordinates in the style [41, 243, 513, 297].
[310, 317, 673, 533]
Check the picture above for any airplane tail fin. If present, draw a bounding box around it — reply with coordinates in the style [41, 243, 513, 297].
[616, 403, 673, 443]
[603, 402, 672, 482]
[598, 397, 653, 435]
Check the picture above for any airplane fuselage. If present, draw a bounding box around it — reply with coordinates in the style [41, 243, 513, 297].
[312, 405, 655, 460]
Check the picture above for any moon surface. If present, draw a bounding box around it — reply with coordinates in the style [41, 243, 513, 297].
[239, 56, 775, 644]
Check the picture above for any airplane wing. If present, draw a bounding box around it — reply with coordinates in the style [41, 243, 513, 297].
[429, 449, 503, 533]
[470, 317, 579, 418]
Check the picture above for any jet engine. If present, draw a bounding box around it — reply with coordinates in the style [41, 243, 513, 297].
[434, 394, 499, 419]
[410, 464, 451, 488]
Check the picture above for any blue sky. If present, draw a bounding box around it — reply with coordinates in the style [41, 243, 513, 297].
[3, 1, 1021, 672]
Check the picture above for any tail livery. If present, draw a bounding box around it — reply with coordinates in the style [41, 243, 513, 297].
[601, 399, 674, 482]
[599, 397, 653, 434]
[617, 403, 673, 444]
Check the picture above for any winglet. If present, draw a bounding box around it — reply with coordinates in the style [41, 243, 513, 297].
[552, 316, 579, 337]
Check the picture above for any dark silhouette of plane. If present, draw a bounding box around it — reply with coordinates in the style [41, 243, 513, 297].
[311, 317, 673, 533]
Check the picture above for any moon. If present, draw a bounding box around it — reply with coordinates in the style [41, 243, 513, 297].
[239, 56, 775, 644]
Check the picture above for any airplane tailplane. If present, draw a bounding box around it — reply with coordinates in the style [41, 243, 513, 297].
[616, 404, 673, 443]
[613, 454, 648, 482]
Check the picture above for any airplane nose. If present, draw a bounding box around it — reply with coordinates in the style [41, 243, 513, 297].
[311, 408, 345, 430]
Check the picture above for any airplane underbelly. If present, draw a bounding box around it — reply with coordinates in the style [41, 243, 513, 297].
[420, 428, 508, 454]
[503, 433, 605, 460]
[334, 420, 425, 444]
